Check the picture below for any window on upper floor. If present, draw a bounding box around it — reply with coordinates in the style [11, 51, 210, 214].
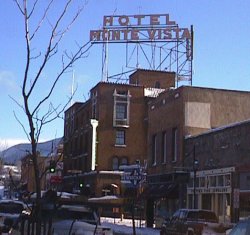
[161, 131, 167, 164]
[111, 156, 128, 170]
[152, 134, 157, 166]
[112, 157, 119, 170]
[113, 89, 131, 127]
[121, 157, 128, 166]
[172, 128, 178, 162]
[155, 81, 160, 88]
[115, 130, 126, 146]
[116, 103, 127, 119]
[91, 91, 98, 119]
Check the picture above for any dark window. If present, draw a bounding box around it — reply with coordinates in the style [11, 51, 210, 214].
[152, 134, 157, 165]
[217, 175, 224, 187]
[172, 128, 178, 162]
[121, 157, 128, 166]
[155, 81, 160, 88]
[210, 176, 216, 187]
[91, 91, 98, 119]
[161, 131, 167, 163]
[112, 157, 119, 170]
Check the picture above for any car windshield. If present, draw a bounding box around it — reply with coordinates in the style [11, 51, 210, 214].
[55, 207, 97, 224]
[187, 211, 218, 223]
[0, 203, 24, 214]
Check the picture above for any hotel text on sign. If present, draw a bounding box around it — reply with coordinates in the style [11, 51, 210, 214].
[90, 14, 191, 43]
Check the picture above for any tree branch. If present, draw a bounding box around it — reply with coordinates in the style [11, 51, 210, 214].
[13, 111, 31, 142]
[30, 0, 54, 40]
[32, 40, 92, 116]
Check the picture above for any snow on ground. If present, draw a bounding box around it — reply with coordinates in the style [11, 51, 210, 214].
[101, 217, 160, 235]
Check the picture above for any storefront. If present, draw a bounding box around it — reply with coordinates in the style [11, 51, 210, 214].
[187, 166, 236, 223]
[143, 172, 189, 228]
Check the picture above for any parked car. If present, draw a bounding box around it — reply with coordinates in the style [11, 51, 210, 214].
[160, 208, 230, 235]
[52, 204, 113, 235]
[0, 200, 30, 234]
[227, 218, 250, 235]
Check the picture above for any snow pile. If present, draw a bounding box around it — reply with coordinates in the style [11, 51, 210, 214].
[101, 217, 160, 235]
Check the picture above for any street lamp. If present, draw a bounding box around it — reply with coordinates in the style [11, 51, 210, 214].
[193, 145, 199, 209]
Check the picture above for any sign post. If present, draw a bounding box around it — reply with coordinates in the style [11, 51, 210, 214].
[121, 166, 146, 235]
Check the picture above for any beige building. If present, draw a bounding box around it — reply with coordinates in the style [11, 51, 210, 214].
[63, 69, 175, 197]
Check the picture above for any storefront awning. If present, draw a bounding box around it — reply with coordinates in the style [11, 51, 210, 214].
[139, 183, 178, 199]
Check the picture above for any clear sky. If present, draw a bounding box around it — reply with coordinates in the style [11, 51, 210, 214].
[1, 0, 250, 149]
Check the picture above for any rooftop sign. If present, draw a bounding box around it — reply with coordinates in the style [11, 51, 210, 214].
[90, 14, 191, 43]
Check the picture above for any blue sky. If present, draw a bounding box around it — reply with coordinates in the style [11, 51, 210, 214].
[1, 0, 250, 149]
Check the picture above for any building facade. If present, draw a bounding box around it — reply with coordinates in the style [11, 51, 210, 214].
[63, 69, 175, 197]
[185, 120, 250, 223]
[62, 69, 250, 226]
[146, 86, 250, 226]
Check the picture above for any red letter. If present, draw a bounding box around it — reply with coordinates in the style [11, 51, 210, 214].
[90, 30, 101, 41]
[131, 30, 139, 40]
[166, 14, 176, 25]
[103, 16, 113, 26]
[173, 27, 181, 39]
[181, 28, 191, 39]
[150, 15, 160, 25]
[118, 16, 129, 26]
[134, 15, 145, 25]
[147, 29, 157, 40]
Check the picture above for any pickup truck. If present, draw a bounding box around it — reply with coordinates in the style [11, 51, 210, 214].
[160, 208, 231, 235]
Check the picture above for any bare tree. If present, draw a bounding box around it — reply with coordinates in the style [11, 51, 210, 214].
[12, 0, 91, 233]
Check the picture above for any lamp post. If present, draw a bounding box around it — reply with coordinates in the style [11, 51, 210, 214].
[193, 145, 199, 209]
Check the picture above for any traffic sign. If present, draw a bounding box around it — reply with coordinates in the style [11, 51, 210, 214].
[124, 169, 144, 186]
[50, 175, 62, 184]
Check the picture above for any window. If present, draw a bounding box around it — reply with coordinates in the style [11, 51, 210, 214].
[172, 128, 178, 162]
[116, 103, 127, 119]
[152, 134, 157, 165]
[113, 89, 131, 127]
[121, 157, 128, 166]
[225, 174, 231, 186]
[217, 175, 224, 187]
[155, 81, 160, 88]
[91, 91, 97, 119]
[161, 131, 167, 163]
[210, 176, 216, 187]
[200, 177, 205, 187]
[115, 130, 125, 146]
[112, 157, 119, 170]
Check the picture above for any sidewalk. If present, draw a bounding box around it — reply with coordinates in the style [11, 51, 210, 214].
[101, 217, 160, 235]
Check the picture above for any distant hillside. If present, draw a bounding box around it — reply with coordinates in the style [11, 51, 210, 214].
[0, 138, 63, 164]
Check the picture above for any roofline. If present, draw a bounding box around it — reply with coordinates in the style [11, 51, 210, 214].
[180, 85, 250, 94]
[185, 118, 250, 140]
